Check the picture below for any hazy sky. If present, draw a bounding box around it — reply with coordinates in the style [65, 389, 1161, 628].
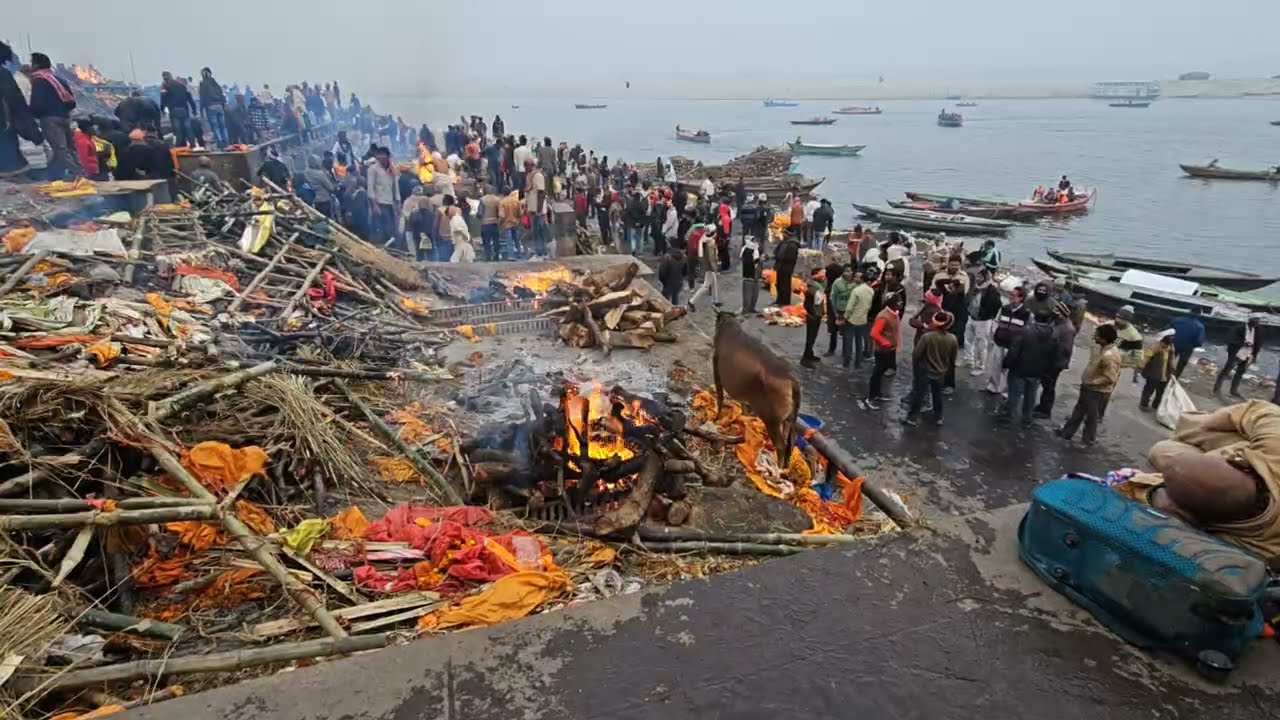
[8, 1, 1280, 97]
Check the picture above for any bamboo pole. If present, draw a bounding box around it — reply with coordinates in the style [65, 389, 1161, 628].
[0, 497, 211, 513]
[637, 540, 805, 556]
[637, 527, 862, 546]
[15, 634, 387, 691]
[332, 380, 464, 506]
[803, 429, 914, 530]
[146, 360, 278, 419]
[0, 250, 50, 297]
[0, 504, 217, 531]
[278, 254, 327, 319]
[108, 400, 348, 640]
[227, 233, 298, 312]
[73, 607, 186, 641]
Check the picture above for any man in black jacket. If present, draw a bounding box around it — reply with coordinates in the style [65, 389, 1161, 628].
[773, 233, 800, 306]
[1215, 317, 1263, 398]
[198, 67, 228, 148]
[1033, 302, 1079, 419]
[28, 52, 81, 180]
[812, 198, 835, 246]
[984, 286, 1030, 396]
[966, 270, 1002, 375]
[160, 71, 197, 147]
[1003, 311, 1058, 427]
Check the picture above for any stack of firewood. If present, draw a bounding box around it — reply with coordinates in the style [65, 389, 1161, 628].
[539, 264, 686, 354]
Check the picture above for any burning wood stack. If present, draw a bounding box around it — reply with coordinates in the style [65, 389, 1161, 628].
[464, 382, 736, 535]
[536, 263, 687, 353]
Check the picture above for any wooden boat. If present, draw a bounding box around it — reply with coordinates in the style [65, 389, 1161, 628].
[787, 140, 865, 156]
[1065, 276, 1280, 342]
[1016, 188, 1096, 214]
[851, 203, 1012, 234]
[888, 199, 1034, 222]
[764, 99, 799, 107]
[1180, 163, 1280, 181]
[832, 106, 882, 115]
[904, 191, 1017, 207]
[937, 111, 963, 127]
[675, 126, 711, 144]
[1031, 256, 1280, 314]
[683, 175, 826, 197]
[956, 101, 978, 107]
[945, 94, 963, 100]
[574, 103, 607, 110]
[790, 117, 837, 126]
[1045, 249, 1279, 291]
[1271, 120, 1280, 126]
[1109, 101, 1150, 108]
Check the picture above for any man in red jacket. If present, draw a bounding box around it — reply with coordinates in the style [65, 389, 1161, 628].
[72, 120, 102, 179]
[862, 294, 904, 410]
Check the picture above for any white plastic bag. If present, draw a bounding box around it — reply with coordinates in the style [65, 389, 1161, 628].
[1157, 377, 1196, 430]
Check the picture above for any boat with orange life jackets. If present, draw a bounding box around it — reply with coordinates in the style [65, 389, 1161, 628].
[1020, 184, 1097, 213]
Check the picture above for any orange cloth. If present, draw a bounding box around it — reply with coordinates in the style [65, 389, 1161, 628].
[3, 227, 36, 253]
[174, 264, 240, 290]
[328, 505, 371, 540]
[52, 705, 124, 720]
[11, 334, 100, 350]
[372, 455, 424, 484]
[234, 499, 277, 535]
[165, 521, 224, 551]
[146, 292, 173, 328]
[691, 390, 863, 533]
[194, 567, 265, 609]
[84, 339, 122, 367]
[428, 570, 572, 629]
[180, 441, 268, 494]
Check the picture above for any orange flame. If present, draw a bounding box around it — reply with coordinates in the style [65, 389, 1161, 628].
[71, 64, 106, 84]
[502, 267, 574, 296]
[563, 383, 634, 461]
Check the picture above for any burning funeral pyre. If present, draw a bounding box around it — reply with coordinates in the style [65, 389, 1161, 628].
[464, 380, 732, 535]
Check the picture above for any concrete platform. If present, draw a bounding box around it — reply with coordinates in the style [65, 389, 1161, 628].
[128, 258, 1280, 719]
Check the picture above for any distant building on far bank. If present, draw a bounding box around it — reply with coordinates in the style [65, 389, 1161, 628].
[1089, 81, 1161, 100]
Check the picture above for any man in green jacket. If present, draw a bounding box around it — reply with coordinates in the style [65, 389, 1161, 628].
[841, 269, 874, 369]
[826, 264, 854, 357]
[903, 311, 959, 427]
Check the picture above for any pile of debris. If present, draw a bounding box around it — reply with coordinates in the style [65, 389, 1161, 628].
[0, 173, 891, 718]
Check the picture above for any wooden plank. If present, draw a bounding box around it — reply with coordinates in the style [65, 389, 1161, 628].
[250, 592, 441, 639]
[349, 603, 442, 634]
[228, 233, 299, 312]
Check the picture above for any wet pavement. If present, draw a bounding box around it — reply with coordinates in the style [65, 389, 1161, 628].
[128, 260, 1280, 719]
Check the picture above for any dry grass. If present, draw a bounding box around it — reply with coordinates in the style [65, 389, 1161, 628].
[0, 586, 72, 719]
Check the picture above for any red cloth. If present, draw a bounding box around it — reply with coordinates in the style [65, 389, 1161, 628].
[73, 132, 99, 175]
[573, 194, 588, 216]
[31, 68, 74, 103]
[718, 202, 732, 238]
[306, 271, 338, 305]
[364, 504, 493, 547]
[686, 226, 705, 257]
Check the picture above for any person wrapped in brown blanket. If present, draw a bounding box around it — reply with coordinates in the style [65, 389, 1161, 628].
[1122, 400, 1280, 569]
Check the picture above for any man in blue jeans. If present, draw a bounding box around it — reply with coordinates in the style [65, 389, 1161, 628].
[1002, 311, 1058, 427]
[198, 67, 229, 148]
[524, 159, 549, 256]
[160, 71, 197, 147]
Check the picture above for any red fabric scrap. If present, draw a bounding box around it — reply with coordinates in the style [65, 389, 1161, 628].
[174, 264, 240, 290]
[305, 271, 338, 306]
[363, 504, 493, 547]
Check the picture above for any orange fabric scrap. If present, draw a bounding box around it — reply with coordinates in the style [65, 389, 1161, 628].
[585, 544, 618, 568]
[328, 505, 371, 540]
[174, 263, 240, 290]
[146, 292, 173, 328]
[132, 549, 195, 588]
[11, 334, 100, 350]
[165, 521, 225, 551]
[691, 390, 862, 534]
[431, 570, 573, 629]
[51, 705, 124, 720]
[84, 339, 122, 367]
[180, 441, 268, 494]
[388, 403, 435, 443]
[399, 296, 430, 313]
[193, 567, 265, 609]
[372, 455, 424, 484]
[3, 226, 36, 254]
[234, 499, 277, 535]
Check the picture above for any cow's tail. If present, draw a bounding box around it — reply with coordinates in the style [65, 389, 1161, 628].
[782, 381, 802, 465]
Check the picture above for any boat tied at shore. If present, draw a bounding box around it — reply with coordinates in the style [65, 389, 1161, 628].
[852, 203, 1013, 234]
[787, 139, 865, 156]
[1031, 256, 1280, 314]
[1044, 249, 1280, 291]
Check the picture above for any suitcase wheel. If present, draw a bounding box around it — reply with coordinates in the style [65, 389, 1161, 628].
[1196, 650, 1234, 683]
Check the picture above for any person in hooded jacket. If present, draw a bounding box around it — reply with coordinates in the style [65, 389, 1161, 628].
[772, 232, 800, 306]
[1033, 302, 1078, 419]
[739, 234, 762, 314]
[1003, 310, 1059, 427]
[658, 246, 686, 306]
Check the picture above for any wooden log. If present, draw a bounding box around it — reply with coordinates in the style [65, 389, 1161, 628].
[471, 462, 519, 485]
[558, 322, 589, 347]
[583, 262, 638, 294]
[576, 301, 611, 357]
[681, 425, 745, 445]
[666, 500, 692, 526]
[0, 504, 217, 530]
[123, 218, 146, 284]
[663, 459, 697, 475]
[73, 607, 187, 641]
[637, 540, 805, 556]
[279, 254, 328, 319]
[13, 634, 388, 691]
[607, 330, 655, 350]
[333, 380, 464, 506]
[803, 429, 913, 530]
[665, 437, 731, 487]
[0, 250, 50, 297]
[586, 290, 636, 315]
[228, 233, 298, 312]
[622, 310, 665, 330]
[593, 453, 662, 536]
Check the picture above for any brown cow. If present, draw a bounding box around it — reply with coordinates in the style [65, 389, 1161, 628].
[713, 311, 802, 466]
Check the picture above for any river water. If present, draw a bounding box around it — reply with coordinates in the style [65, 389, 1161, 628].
[375, 96, 1280, 280]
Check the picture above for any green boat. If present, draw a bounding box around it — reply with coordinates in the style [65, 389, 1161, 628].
[1031, 256, 1280, 314]
[904, 190, 1018, 207]
[788, 139, 866, 157]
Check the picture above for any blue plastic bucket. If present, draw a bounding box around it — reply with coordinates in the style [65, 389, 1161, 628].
[795, 413, 823, 449]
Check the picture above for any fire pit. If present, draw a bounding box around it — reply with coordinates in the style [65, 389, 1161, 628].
[463, 379, 731, 536]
